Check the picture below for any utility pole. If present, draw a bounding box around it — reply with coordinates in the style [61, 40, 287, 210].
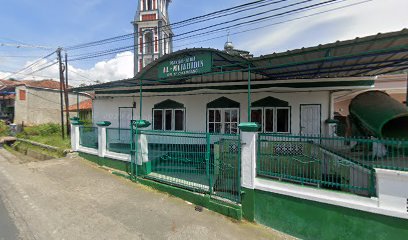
[64, 52, 70, 135]
[57, 48, 65, 139]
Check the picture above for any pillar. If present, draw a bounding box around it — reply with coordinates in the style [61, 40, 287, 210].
[70, 117, 81, 151]
[96, 121, 111, 158]
[238, 122, 260, 221]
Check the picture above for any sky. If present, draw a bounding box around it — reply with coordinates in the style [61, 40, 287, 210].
[0, 0, 407, 86]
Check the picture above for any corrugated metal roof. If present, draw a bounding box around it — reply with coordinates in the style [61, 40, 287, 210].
[251, 29, 408, 79]
[73, 29, 408, 92]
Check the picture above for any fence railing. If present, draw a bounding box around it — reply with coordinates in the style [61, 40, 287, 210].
[257, 134, 408, 197]
[106, 128, 131, 154]
[132, 130, 241, 203]
[79, 126, 98, 149]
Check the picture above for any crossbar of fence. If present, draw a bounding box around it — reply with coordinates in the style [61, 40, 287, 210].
[131, 129, 241, 203]
[79, 126, 98, 149]
[106, 128, 131, 154]
[257, 134, 408, 197]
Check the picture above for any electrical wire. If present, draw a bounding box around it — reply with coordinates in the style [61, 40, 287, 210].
[68, 0, 316, 53]
[69, 0, 347, 61]
[67, 0, 372, 84]
[65, 0, 287, 50]
[3, 51, 56, 79]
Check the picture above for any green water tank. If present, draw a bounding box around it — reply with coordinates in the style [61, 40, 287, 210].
[349, 91, 408, 139]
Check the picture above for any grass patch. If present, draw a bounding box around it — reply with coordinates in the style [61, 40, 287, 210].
[0, 121, 10, 137]
[17, 123, 70, 150]
[12, 141, 66, 159]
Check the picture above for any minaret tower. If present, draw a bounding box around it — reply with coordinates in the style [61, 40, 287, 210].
[133, 0, 174, 75]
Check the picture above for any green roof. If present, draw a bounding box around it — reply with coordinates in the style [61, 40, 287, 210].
[73, 29, 408, 92]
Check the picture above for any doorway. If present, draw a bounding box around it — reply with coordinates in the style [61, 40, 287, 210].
[300, 104, 321, 136]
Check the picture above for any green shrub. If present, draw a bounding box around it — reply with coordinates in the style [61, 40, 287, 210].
[0, 121, 10, 136]
[21, 123, 61, 136]
[17, 123, 71, 149]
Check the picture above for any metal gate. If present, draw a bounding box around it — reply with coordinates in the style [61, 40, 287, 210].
[130, 123, 241, 203]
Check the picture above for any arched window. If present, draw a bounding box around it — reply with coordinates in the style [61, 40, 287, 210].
[144, 31, 153, 54]
[207, 97, 240, 134]
[251, 96, 291, 133]
[153, 99, 185, 131]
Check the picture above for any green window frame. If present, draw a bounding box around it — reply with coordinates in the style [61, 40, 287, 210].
[152, 99, 185, 131]
[206, 97, 240, 134]
[251, 96, 290, 133]
[251, 107, 291, 133]
[207, 108, 239, 134]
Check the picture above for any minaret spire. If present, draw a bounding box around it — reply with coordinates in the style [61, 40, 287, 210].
[132, 0, 174, 75]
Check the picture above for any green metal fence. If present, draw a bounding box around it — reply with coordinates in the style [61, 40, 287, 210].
[106, 128, 131, 154]
[258, 134, 408, 197]
[132, 130, 241, 203]
[79, 126, 98, 149]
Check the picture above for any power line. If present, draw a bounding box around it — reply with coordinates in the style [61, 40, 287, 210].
[0, 55, 45, 58]
[65, 0, 284, 50]
[69, 0, 334, 60]
[61, 0, 371, 85]
[69, 0, 347, 61]
[3, 50, 57, 79]
[0, 42, 55, 50]
[26, 61, 59, 76]
[69, 68, 100, 83]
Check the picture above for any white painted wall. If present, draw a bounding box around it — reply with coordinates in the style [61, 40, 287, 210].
[93, 91, 331, 135]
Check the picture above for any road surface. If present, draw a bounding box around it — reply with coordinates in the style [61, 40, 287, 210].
[0, 193, 19, 240]
[0, 147, 293, 240]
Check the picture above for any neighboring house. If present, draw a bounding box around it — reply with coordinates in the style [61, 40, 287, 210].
[68, 99, 93, 122]
[0, 79, 24, 121]
[0, 79, 88, 126]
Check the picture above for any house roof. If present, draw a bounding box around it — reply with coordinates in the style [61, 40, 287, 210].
[73, 28, 408, 92]
[22, 80, 66, 90]
[0, 79, 24, 87]
[0, 79, 68, 90]
[68, 99, 92, 112]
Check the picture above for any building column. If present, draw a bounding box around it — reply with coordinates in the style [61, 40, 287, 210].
[96, 121, 111, 158]
[238, 122, 260, 221]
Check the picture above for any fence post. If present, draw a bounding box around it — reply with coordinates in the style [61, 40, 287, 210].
[375, 168, 408, 213]
[96, 121, 111, 158]
[206, 133, 213, 194]
[70, 124, 80, 151]
[238, 122, 260, 222]
[69, 117, 81, 151]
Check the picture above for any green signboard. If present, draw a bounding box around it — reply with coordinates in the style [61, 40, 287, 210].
[158, 52, 212, 78]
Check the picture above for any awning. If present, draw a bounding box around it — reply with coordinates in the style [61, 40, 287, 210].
[72, 28, 408, 92]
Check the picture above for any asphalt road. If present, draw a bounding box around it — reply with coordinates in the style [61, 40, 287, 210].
[0, 194, 19, 240]
[0, 147, 294, 240]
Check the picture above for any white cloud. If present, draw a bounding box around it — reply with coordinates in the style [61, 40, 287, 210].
[240, 0, 408, 55]
[69, 51, 133, 86]
[0, 51, 134, 87]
